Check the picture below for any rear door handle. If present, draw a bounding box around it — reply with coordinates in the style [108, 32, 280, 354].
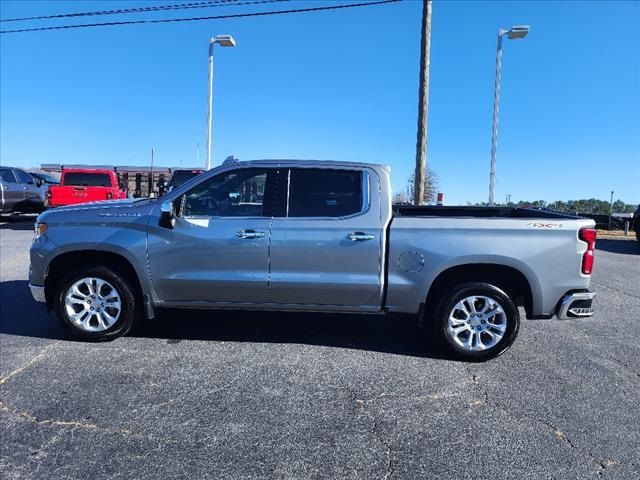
[347, 232, 375, 241]
[236, 229, 265, 239]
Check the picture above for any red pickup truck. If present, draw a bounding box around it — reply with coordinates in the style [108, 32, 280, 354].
[46, 168, 127, 208]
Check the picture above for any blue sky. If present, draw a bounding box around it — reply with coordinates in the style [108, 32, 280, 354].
[1, 0, 639, 205]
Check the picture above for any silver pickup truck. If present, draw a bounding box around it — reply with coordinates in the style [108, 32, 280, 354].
[29, 160, 597, 361]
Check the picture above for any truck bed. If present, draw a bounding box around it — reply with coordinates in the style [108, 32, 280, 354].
[392, 205, 583, 220]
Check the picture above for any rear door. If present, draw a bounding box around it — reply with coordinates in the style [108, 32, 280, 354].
[0, 168, 24, 211]
[269, 167, 384, 308]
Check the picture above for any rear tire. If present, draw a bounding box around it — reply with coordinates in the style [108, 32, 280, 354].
[431, 282, 520, 361]
[54, 265, 139, 341]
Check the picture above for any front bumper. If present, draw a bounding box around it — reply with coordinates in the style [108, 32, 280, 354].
[557, 290, 596, 320]
[29, 284, 46, 303]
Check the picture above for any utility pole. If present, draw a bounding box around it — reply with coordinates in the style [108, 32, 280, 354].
[413, 0, 432, 206]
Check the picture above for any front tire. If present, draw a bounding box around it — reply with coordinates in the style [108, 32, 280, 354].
[433, 282, 520, 361]
[54, 265, 139, 341]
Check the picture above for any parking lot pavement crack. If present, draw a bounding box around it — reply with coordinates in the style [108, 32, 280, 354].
[332, 383, 395, 479]
[0, 400, 131, 436]
[600, 355, 640, 381]
[361, 403, 394, 480]
[538, 418, 616, 478]
[463, 365, 489, 407]
[454, 369, 620, 478]
[0, 344, 55, 386]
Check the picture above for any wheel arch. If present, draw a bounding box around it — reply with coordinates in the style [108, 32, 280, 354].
[44, 249, 146, 313]
[424, 263, 534, 318]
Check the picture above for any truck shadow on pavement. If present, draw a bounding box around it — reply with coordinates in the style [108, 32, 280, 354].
[0, 280, 450, 360]
[596, 239, 639, 255]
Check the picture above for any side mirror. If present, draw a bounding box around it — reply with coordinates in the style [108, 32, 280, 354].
[159, 201, 175, 229]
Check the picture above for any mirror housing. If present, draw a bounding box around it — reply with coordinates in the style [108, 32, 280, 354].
[159, 200, 175, 229]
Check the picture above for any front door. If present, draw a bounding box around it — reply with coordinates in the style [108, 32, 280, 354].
[14, 169, 42, 208]
[269, 167, 384, 308]
[148, 168, 275, 304]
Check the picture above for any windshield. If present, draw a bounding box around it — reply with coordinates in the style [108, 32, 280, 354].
[64, 172, 111, 187]
[31, 172, 59, 184]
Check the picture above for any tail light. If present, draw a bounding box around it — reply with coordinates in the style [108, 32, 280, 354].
[579, 228, 597, 275]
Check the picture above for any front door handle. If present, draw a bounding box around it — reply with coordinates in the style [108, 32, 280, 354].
[236, 229, 265, 239]
[347, 232, 375, 241]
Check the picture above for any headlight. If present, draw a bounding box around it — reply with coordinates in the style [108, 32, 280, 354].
[34, 222, 47, 239]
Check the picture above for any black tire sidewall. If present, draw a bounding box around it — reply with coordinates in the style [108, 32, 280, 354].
[436, 282, 520, 361]
[55, 266, 137, 341]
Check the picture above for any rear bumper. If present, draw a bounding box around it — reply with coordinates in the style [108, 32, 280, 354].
[557, 290, 596, 320]
[29, 284, 46, 303]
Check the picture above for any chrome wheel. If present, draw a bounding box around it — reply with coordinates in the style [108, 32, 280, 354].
[447, 295, 507, 352]
[64, 277, 122, 332]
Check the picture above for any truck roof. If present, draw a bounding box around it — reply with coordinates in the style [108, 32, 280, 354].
[222, 159, 391, 171]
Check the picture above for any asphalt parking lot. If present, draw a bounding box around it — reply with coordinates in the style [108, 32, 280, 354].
[1, 215, 639, 480]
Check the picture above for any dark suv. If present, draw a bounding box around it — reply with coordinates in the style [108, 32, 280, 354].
[0, 166, 45, 214]
[167, 169, 204, 192]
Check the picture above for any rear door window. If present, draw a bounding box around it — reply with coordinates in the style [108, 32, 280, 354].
[287, 169, 363, 218]
[64, 173, 111, 187]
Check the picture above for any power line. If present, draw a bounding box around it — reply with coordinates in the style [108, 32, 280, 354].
[0, 0, 279, 23]
[1, 0, 402, 35]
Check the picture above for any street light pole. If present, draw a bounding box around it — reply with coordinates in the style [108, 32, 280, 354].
[150, 148, 155, 197]
[488, 32, 503, 207]
[205, 35, 236, 171]
[206, 38, 215, 171]
[488, 25, 530, 206]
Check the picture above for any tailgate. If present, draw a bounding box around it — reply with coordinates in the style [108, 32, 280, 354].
[49, 186, 111, 206]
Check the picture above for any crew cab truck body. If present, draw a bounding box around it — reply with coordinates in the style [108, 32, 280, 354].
[46, 168, 126, 208]
[29, 160, 596, 360]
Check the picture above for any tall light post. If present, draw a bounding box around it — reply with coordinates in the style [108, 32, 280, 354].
[206, 34, 236, 171]
[488, 25, 530, 206]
